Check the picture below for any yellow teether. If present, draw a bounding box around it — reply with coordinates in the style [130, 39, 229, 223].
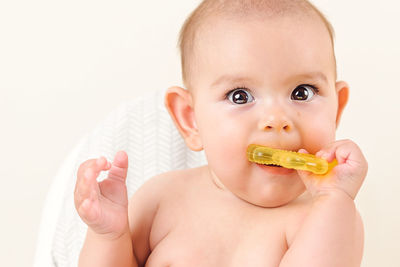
[247, 144, 337, 175]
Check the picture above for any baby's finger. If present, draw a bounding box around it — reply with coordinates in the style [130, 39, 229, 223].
[77, 157, 111, 179]
[317, 139, 368, 180]
[318, 139, 363, 164]
[107, 151, 129, 182]
[298, 148, 309, 154]
[74, 167, 96, 213]
[78, 193, 101, 225]
[332, 141, 368, 177]
[74, 157, 111, 207]
[96, 156, 112, 172]
[296, 148, 315, 178]
[315, 139, 351, 162]
[77, 157, 111, 186]
[75, 160, 94, 204]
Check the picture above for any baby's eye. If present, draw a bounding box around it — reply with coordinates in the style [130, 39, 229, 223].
[226, 88, 254, 105]
[291, 84, 319, 101]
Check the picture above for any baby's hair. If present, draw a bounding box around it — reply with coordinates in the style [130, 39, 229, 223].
[178, 0, 337, 90]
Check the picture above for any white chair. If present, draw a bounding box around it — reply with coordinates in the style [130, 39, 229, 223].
[33, 88, 207, 267]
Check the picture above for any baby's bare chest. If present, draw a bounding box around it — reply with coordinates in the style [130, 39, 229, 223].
[145, 192, 292, 266]
[147, 221, 287, 267]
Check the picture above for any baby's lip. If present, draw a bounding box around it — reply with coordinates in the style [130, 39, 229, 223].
[255, 162, 296, 175]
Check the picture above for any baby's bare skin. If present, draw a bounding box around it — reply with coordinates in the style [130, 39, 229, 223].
[77, 138, 366, 267]
[142, 165, 311, 267]
[75, 1, 367, 265]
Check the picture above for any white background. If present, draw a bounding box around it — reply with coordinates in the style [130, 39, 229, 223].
[1, 0, 399, 266]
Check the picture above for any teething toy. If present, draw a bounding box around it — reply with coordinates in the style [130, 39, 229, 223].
[247, 144, 337, 175]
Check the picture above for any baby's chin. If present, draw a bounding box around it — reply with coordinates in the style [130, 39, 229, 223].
[207, 166, 306, 208]
[235, 186, 306, 208]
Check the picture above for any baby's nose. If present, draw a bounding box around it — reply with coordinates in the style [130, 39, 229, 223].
[258, 115, 293, 133]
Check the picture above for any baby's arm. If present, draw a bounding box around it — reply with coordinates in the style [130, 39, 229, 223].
[280, 140, 367, 267]
[79, 227, 136, 267]
[74, 151, 138, 267]
[280, 191, 364, 267]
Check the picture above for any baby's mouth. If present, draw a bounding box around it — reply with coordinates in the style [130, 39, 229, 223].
[247, 144, 297, 170]
[262, 163, 283, 168]
[255, 161, 295, 175]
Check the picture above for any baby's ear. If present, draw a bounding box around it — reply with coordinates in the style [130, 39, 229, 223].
[335, 81, 350, 128]
[164, 86, 203, 151]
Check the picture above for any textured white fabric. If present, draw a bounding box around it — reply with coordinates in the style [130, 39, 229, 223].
[34, 88, 207, 267]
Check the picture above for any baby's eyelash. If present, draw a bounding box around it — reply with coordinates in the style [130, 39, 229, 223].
[301, 83, 320, 94]
[224, 86, 251, 98]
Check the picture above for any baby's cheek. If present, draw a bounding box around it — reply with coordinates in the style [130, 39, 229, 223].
[302, 119, 336, 154]
[207, 121, 248, 167]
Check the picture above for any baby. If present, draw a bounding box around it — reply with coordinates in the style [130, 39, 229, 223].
[74, 0, 368, 266]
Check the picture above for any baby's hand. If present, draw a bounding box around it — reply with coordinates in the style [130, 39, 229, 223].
[298, 139, 368, 200]
[74, 151, 130, 240]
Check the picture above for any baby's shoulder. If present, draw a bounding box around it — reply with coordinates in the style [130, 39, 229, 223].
[128, 166, 196, 213]
[134, 166, 200, 198]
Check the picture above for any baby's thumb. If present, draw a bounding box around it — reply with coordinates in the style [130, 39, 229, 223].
[295, 148, 315, 182]
[107, 150, 129, 181]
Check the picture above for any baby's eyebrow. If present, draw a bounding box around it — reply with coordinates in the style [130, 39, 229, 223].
[211, 72, 328, 87]
[211, 75, 254, 87]
[290, 72, 329, 84]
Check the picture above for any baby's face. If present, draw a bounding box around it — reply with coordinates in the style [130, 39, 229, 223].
[189, 16, 343, 207]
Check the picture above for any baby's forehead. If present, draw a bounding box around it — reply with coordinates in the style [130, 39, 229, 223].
[193, 8, 331, 60]
[193, 14, 333, 61]
[198, 10, 324, 40]
[190, 18, 336, 87]
[179, 0, 336, 88]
